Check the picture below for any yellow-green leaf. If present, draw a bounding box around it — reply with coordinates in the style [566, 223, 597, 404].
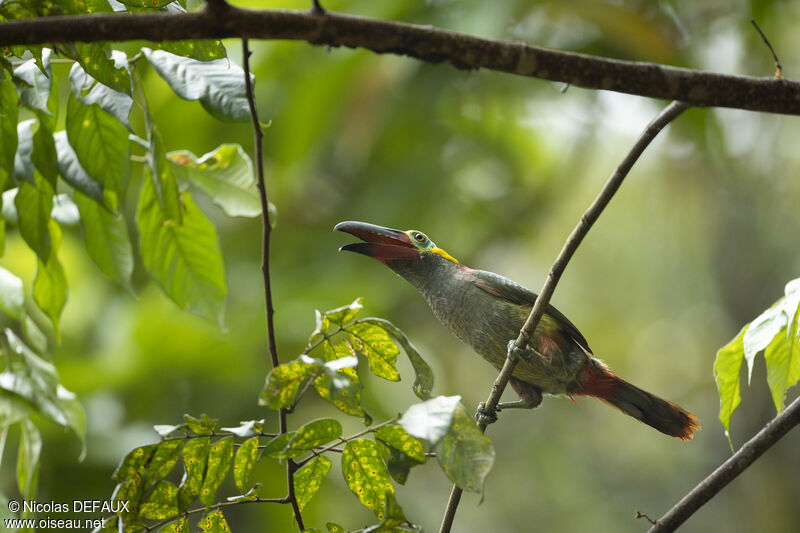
[178, 437, 209, 511]
[199, 436, 234, 506]
[341, 440, 394, 519]
[260, 359, 317, 409]
[714, 326, 746, 439]
[432, 404, 494, 493]
[375, 425, 426, 463]
[157, 518, 190, 533]
[141, 480, 179, 520]
[348, 322, 400, 381]
[287, 418, 342, 456]
[198, 510, 230, 533]
[325, 298, 363, 326]
[363, 317, 433, 400]
[148, 440, 183, 481]
[294, 456, 331, 511]
[764, 308, 800, 413]
[233, 437, 259, 491]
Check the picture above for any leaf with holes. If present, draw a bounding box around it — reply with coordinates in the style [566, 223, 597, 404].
[294, 456, 331, 511]
[233, 437, 258, 491]
[177, 437, 209, 511]
[432, 404, 494, 493]
[341, 440, 394, 519]
[141, 480, 179, 520]
[348, 322, 400, 381]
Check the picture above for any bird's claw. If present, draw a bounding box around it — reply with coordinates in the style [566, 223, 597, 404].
[475, 402, 498, 425]
[507, 340, 532, 362]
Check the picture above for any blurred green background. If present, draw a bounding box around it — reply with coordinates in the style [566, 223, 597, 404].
[3, 0, 800, 531]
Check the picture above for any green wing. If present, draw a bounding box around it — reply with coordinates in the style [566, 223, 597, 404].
[471, 269, 592, 353]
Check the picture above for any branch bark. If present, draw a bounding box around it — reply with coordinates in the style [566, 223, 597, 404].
[439, 100, 690, 533]
[647, 394, 800, 532]
[1, 6, 799, 115]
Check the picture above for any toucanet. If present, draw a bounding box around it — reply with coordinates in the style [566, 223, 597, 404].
[335, 221, 699, 440]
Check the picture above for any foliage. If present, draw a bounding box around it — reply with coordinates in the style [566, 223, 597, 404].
[714, 278, 800, 442]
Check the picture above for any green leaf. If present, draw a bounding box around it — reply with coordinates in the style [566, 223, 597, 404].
[313, 358, 370, 424]
[178, 437, 209, 511]
[262, 432, 295, 459]
[348, 322, 401, 381]
[167, 144, 262, 217]
[226, 484, 261, 502]
[13, 119, 35, 182]
[259, 359, 318, 409]
[325, 298, 363, 327]
[0, 77, 19, 186]
[764, 307, 800, 413]
[198, 510, 230, 533]
[75, 190, 133, 287]
[233, 437, 259, 491]
[151, 39, 227, 62]
[185, 413, 218, 435]
[144, 120, 182, 224]
[32, 112, 59, 188]
[53, 130, 105, 206]
[199, 436, 233, 506]
[363, 318, 433, 400]
[13, 48, 52, 115]
[16, 420, 41, 500]
[33, 221, 67, 334]
[341, 440, 395, 519]
[0, 266, 24, 320]
[294, 456, 331, 511]
[287, 418, 343, 456]
[57, 385, 86, 460]
[72, 43, 131, 95]
[137, 175, 227, 326]
[326, 524, 345, 533]
[66, 93, 130, 197]
[142, 48, 252, 122]
[376, 440, 419, 486]
[432, 404, 494, 493]
[22, 314, 48, 354]
[362, 492, 414, 532]
[113, 443, 157, 482]
[15, 176, 54, 261]
[399, 395, 460, 444]
[141, 480, 179, 520]
[158, 518, 190, 533]
[148, 440, 184, 481]
[375, 425, 425, 463]
[69, 62, 133, 127]
[1, 329, 75, 428]
[117, 0, 174, 7]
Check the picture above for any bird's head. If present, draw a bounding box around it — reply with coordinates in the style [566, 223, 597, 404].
[334, 221, 458, 268]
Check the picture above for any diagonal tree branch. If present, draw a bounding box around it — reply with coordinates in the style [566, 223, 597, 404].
[1, 6, 799, 115]
[646, 393, 800, 532]
[439, 100, 691, 533]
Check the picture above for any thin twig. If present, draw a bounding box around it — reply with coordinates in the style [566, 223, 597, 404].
[1, 9, 799, 115]
[242, 38, 305, 531]
[751, 20, 783, 79]
[142, 496, 287, 532]
[647, 394, 800, 532]
[438, 100, 690, 533]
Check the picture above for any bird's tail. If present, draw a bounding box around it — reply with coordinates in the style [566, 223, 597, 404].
[578, 359, 699, 440]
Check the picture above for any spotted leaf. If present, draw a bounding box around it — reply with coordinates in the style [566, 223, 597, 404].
[432, 404, 494, 493]
[341, 440, 394, 519]
[199, 436, 233, 506]
[375, 425, 425, 463]
[287, 418, 342, 456]
[233, 437, 258, 491]
[347, 322, 400, 381]
[141, 480, 179, 520]
[260, 359, 317, 410]
[148, 440, 183, 481]
[198, 510, 230, 533]
[294, 456, 331, 511]
[177, 437, 209, 511]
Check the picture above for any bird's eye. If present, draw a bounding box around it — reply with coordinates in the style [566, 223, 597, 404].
[414, 232, 426, 243]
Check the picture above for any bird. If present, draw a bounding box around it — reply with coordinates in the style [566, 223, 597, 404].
[334, 220, 699, 440]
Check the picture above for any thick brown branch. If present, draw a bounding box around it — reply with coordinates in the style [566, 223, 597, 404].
[439, 101, 690, 533]
[1, 7, 799, 114]
[647, 394, 800, 532]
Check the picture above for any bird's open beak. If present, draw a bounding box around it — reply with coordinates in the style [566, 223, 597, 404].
[334, 221, 421, 261]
